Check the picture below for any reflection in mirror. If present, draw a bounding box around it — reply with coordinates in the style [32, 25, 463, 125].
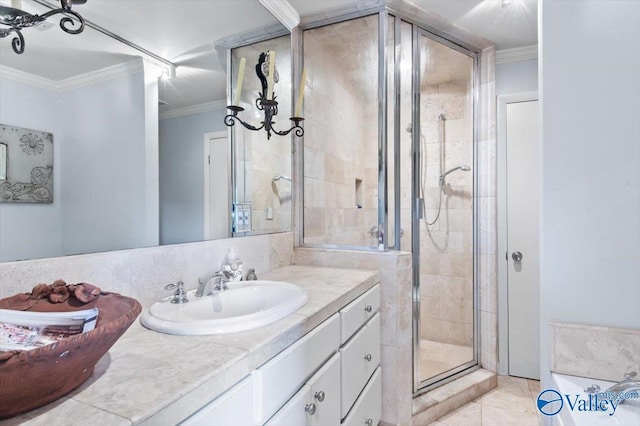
[0, 143, 6, 180]
[0, 0, 287, 262]
[230, 34, 292, 236]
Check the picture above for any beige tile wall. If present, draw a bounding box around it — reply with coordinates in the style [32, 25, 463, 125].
[550, 322, 640, 382]
[0, 232, 294, 308]
[417, 79, 475, 348]
[302, 15, 379, 247]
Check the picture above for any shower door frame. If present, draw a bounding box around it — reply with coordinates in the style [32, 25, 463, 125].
[411, 27, 481, 395]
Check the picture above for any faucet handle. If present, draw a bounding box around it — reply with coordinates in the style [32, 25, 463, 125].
[165, 281, 188, 304]
[624, 371, 637, 381]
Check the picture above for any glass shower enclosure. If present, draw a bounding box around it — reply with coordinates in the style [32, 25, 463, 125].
[299, 8, 479, 394]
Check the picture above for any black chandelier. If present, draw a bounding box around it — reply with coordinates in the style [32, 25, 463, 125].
[0, 0, 87, 54]
[225, 51, 305, 140]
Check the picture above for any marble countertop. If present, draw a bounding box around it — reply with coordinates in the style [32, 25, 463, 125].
[6, 265, 379, 426]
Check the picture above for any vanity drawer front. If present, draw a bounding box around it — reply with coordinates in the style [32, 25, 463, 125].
[341, 367, 381, 426]
[265, 352, 341, 426]
[340, 313, 380, 418]
[340, 284, 380, 344]
[181, 376, 253, 426]
[254, 313, 340, 425]
[265, 385, 311, 426]
[307, 352, 341, 426]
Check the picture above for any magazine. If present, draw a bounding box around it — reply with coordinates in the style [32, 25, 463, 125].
[0, 308, 98, 351]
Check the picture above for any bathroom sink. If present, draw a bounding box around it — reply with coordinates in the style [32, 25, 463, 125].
[140, 280, 307, 335]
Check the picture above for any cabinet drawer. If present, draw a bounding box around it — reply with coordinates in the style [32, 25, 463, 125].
[340, 284, 380, 344]
[341, 367, 381, 426]
[308, 352, 341, 426]
[340, 313, 380, 418]
[265, 384, 310, 426]
[181, 376, 253, 426]
[266, 352, 341, 426]
[254, 313, 340, 424]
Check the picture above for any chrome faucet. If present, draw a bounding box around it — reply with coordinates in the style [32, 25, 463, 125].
[195, 270, 234, 297]
[604, 372, 640, 403]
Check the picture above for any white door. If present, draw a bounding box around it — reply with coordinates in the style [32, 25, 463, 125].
[204, 132, 230, 240]
[505, 99, 540, 379]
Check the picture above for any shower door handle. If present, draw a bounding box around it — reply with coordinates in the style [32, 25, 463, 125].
[511, 251, 523, 262]
[416, 198, 424, 219]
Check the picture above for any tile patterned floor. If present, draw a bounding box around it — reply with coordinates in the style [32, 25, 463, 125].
[429, 375, 542, 425]
[420, 340, 474, 380]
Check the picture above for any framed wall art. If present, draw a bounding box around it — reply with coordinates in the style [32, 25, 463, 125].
[0, 124, 53, 204]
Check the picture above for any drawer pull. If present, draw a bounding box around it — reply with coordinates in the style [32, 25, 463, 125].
[364, 353, 372, 362]
[365, 418, 373, 426]
[314, 391, 325, 402]
[364, 305, 373, 313]
[305, 403, 317, 416]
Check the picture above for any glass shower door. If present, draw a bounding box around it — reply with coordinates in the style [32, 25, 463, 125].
[413, 29, 477, 390]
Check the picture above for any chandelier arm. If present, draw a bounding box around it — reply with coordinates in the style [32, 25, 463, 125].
[38, 8, 85, 34]
[0, 27, 25, 54]
[224, 114, 266, 132]
[11, 28, 24, 53]
[271, 125, 304, 138]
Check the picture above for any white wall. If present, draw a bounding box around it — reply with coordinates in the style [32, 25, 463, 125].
[159, 109, 226, 245]
[59, 71, 155, 256]
[540, 0, 640, 391]
[0, 78, 62, 261]
[496, 58, 538, 95]
[0, 62, 159, 261]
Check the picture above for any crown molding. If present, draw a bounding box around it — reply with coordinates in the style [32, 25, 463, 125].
[496, 45, 538, 64]
[159, 100, 227, 121]
[258, 0, 300, 30]
[0, 60, 144, 93]
[0, 65, 58, 91]
[57, 60, 144, 92]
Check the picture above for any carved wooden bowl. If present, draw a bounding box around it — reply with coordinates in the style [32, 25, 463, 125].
[0, 288, 141, 419]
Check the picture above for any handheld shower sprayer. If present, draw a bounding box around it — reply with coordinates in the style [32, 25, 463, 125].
[439, 165, 471, 186]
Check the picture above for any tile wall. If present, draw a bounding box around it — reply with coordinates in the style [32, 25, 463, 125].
[302, 15, 379, 247]
[0, 232, 294, 308]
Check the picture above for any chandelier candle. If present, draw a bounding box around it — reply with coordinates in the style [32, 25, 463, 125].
[295, 67, 307, 118]
[267, 50, 276, 100]
[233, 57, 246, 106]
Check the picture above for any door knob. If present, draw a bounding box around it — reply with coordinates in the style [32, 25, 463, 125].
[305, 403, 316, 415]
[512, 251, 523, 262]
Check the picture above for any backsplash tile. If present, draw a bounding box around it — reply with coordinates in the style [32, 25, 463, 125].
[0, 232, 293, 307]
[550, 322, 640, 382]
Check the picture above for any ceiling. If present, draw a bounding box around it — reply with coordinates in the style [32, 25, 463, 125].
[0, 0, 537, 113]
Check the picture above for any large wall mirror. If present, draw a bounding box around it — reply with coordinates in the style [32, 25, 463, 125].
[0, 0, 290, 262]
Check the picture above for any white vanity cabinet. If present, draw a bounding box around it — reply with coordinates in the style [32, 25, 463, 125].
[182, 283, 381, 426]
[338, 285, 381, 426]
[266, 352, 341, 426]
[340, 313, 380, 419]
[180, 376, 254, 426]
[254, 313, 341, 424]
[342, 367, 382, 426]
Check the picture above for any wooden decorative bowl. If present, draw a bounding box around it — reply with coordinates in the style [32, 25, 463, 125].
[0, 289, 142, 419]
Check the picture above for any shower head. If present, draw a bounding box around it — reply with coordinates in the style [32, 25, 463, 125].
[439, 165, 471, 185]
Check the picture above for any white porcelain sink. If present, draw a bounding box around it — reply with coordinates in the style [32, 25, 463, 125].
[140, 280, 307, 335]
